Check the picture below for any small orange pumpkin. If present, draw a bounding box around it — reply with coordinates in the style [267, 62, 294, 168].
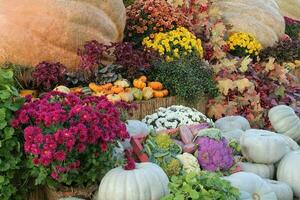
[148, 82, 163, 90]
[100, 83, 113, 90]
[153, 90, 165, 98]
[70, 87, 83, 93]
[133, 79, 146, 89]
[19, 89, 38, 98]
[111, 86, 124, 94]
[162, 89, 169, 96]
[138, 75, 147, 82]
[89, 82, 113, 92]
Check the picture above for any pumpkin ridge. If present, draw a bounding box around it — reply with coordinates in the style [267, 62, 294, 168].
[69, 1, 121, 40]
[141, 167, 153, 200]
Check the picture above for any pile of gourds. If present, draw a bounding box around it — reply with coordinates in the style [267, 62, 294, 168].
[88, 76, 169, 103]
[216, 105, 300, 200]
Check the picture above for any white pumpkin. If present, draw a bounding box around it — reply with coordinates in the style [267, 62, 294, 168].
[277, 150, 300, 198]
[223, 172, 277, 200]
[268, 105, 300, 142]
[278, 134, 299, 151]
[239, 162, 274, 179]
[240, 129, 291, 164]
[265, 179, 293, 200]
[213, 0, 285, 47]
[97, 162, 169, 200]
[215, 116, 250, 132]
[222, 129, 244, 143]
[126, 120, 150, 136]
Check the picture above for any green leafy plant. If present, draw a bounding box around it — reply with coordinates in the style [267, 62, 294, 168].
[8, 64, 36, 90]
[123, 0, 135, 7]
[285, 16, 300, 39]
[143, 133, 182, 177]
[161, 172, 240, 200]
[94, 64, 123, 85]
[150, 55, 218, 102]
[0, 67, 31, 200]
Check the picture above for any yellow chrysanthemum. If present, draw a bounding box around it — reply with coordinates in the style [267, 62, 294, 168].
[142, 27, 204, 61]
[227, 32, 262, 56]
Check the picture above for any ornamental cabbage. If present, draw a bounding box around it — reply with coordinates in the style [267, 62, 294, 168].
[196, 136, 234, 172]
[176, 153, 200, 174]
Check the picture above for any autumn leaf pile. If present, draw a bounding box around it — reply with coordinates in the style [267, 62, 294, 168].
[174, 0, 300, 128]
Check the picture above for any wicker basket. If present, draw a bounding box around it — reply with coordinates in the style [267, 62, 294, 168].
[130, 96, 208, 120]
[26, 187, 47, 200]
[45, 185, 97, 200]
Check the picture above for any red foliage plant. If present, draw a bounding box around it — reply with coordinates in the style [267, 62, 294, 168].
[32, 61, 66, 91]
[77, 40, 157, 79]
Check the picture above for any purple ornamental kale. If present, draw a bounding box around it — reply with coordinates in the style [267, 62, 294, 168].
[196, 137, 234, 172]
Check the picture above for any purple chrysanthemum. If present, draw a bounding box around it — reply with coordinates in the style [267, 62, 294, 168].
[196, 137, 234, 172]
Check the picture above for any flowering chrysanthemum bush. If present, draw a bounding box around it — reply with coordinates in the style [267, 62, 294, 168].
[227, 32, 262, 57]
[142, 27, 203, 61]
[12, 91, 129, 187]
[125, 0, 190, 44]
[196, 136, 234, 172]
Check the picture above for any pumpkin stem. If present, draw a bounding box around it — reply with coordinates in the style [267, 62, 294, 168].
[123, 149, 136, 170]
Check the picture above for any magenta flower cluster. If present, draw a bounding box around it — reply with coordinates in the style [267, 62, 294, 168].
[196, 137, 234, 172]
[12, 91, 129, 181]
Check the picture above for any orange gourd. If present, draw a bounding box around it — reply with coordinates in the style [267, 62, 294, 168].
[111, 86, 124, 94]
[138, 75, 147, 82]
[133, 79, 146, 89]
[148, 82, 163, 90]
[89, 83, 113, 92]
[162, 89, 169, 96]
[70, 87, 82, 93]
[153, 90, 165, 98]
[19, 89, 38, 98]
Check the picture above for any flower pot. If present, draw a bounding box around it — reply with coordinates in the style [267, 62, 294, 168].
[45, 185, 97, 200]
[19, 89, 38, 98]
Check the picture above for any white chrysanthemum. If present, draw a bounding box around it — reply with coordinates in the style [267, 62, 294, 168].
[142, 105, 213, 131]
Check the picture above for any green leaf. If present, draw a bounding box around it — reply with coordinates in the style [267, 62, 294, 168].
[0, 108, 5, 121]
[4, 127, 14, 140]
[0, 70, 13, 80]
[174, 194, 185, 200]
[190, 190, 199, 199]
[0, 121, 7, 129]
[275, 85, 285, 98]
[0, 90, 11, 100]
[0, 176, 5, 184]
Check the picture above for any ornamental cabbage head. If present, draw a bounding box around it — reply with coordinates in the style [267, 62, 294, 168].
[196, 136, 234, 172]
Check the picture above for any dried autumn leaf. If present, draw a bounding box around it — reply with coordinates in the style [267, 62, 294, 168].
[264, 57, 275, 72]
[275, 85, 285, 98]
[234, 78, 254, 93]
[217, 79, 235, 95]
[239, 56, 252, 73]
[207, 103, 226, 119]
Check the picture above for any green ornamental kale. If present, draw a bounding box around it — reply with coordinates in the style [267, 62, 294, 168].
[161, 172, 240, 200]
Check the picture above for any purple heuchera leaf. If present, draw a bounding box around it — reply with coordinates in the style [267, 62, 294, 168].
[32, 61, 66, 91]
[196, 137, 234, 172]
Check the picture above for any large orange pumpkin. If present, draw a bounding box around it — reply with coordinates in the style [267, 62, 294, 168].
[0, 0, 126, 68]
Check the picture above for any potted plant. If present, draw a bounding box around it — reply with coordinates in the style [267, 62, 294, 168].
[12, 91, 131, 199]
